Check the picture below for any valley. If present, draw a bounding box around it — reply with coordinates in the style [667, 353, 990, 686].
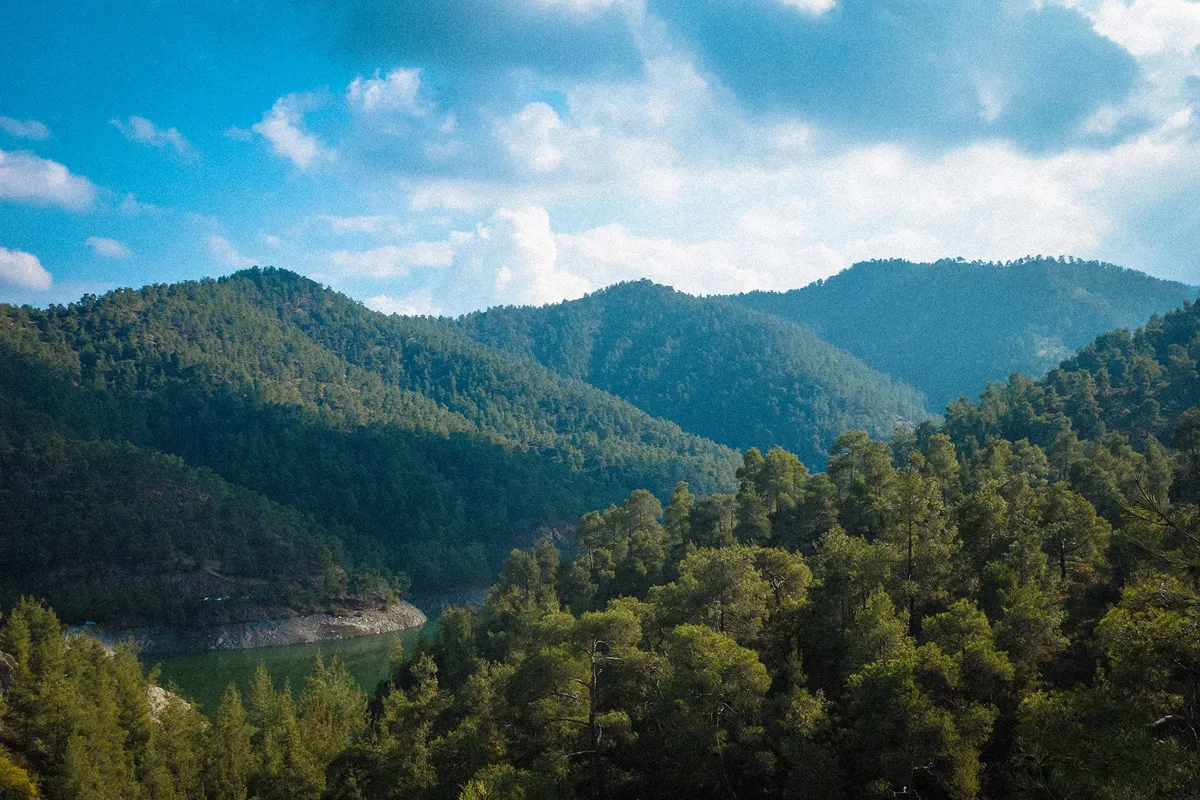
[2, 259, 1199, 800]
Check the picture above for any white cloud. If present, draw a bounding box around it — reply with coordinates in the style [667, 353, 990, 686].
[1038, 1, 1200, 144]
[435, 206, 592, 313]
[318, 214, 409, 236]
[766, 122, 814, 152]
[365, 289, 441, 316]
[410, 180, 494, 212]
[556, 224, 755, 292]
[206, 234, 255, 268]
[0, 246, 52, 290]
[404, 110, 1200, 312]
[0, 116, 50, 140]
[609, 139, 685, 202]
[491, 93, 688, 199]
[347, 68, 426, 115]
[84, 11, 1196, 315]
[777, 0, 836, 14]
[323, 30, 1200, 314]
[223, 126, 254, 141]
[86, 236, 132, 259]
[497, 102, 566, 173]
[0, 148, 95, 210]
[118, 192, 163, 216]
[111, 116, 194, 158]
[1069, 0, 1200, 57]
[252, 93, 332, 169]
[327, 241, 455, 278]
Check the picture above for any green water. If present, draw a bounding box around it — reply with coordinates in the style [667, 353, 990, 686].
[150, 624, 432, 713]
[149, 590, 485, 713]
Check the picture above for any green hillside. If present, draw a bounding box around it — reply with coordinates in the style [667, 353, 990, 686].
[733, 257, 1198, 408]
[0, 403, 352, 628]
[459, 279, 928, 467]
[943, 294, 1200, 455]
[5, 301, 1197, 799]
[0, 269, 739, 622]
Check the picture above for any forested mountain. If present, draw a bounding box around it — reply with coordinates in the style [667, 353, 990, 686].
[5, 294, 1198, 798]
[944, 294, 1200, 456]
[733, 256, 1198, 408]
[458, 279, 928, 467]
[0, 268, 739, 623]
[0, 403, 351, 628]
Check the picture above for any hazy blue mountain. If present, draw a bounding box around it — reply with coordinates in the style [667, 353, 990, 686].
[944, 293, 1200, 455]
[732, 257, 1198, 409]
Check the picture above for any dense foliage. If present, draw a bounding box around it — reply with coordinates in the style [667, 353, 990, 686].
[0, 600, 369, 800]
[3, 268, 1199, 799]
[734, 257, 1197, 408]
[945, 295, 1200, 454]
[460, 280, 927, 467]
[5, 301, 1198, 795]
[0, 402, 354, 628]
[0, 269, 738, 622]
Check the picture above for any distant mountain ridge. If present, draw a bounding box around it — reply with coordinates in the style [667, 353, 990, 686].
[731, 257, 1198, 409]
[457, 279, 928, 467]
[943, 292, 1200, 455]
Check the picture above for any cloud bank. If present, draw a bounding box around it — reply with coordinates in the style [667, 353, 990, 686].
[0, 246, 52, 290]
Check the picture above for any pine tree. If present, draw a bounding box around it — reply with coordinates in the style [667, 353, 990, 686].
[207, 684, 255, 800]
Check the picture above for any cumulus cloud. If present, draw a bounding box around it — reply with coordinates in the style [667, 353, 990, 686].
[252, 93, 333, 169]
[86, 236, 132, 259]
[497, 102, 566, 173]
[1065, 0, 1200, 57]
[111, 116, 194, 158]
[409, 180, 496, 212]
[649, 0, 1139, 150]
[0, 116, 50, 140]
[207, 234, 255, 268]
[392, 106, 1200, 312]
[427, 207, 592, 314]
[347, 68, 426, 114]
[561, 116, 1200, 290]
[365, 289, 441, 316]
[0, 246, 52, 290]
[0, 148, 95, 210]
[556, 224, 756, 292]
[327, 240, 455, 278]
[286, 7, 1200, 309]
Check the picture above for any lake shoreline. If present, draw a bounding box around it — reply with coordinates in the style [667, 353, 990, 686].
[73, 600, 427, 655]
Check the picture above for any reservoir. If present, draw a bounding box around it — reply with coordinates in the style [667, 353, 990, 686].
[149, 590, 482, 713]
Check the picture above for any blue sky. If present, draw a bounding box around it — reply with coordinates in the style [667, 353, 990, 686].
[3, 0, 1200, 313]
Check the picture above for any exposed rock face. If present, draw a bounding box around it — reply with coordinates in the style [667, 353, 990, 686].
[77, 601, 426, 654]
[146, 684, 193, 720]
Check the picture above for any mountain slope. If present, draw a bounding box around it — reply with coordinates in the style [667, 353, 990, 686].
[0, 269, 740, 614]
[732, 257, 1198, 408]
[943, 294, 1200, 452]
[458, 280, 928, 467]
[0, 402, 351, 628]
